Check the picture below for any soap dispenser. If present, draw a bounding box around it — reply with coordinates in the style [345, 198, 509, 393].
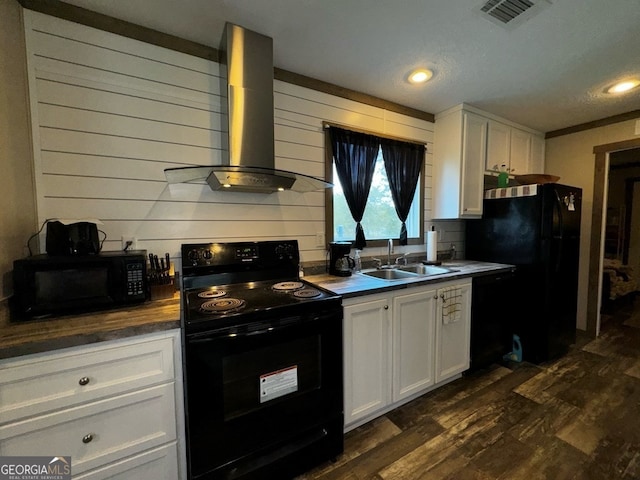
[354, 249, 362, 272]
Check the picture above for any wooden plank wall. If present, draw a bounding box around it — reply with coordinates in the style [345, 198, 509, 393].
[23, 10, 462, 272]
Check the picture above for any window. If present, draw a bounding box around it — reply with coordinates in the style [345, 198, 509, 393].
[325, 126, 424, 248]
[333, 148, 421, 241]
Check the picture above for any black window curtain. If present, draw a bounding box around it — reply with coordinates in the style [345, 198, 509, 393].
[381, 138, 424, 245]
[328, 127, 379, 250]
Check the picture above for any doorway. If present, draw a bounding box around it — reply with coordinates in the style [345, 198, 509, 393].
[627, 178, 640, 274]
[602, 153, 640, 313]
[588, 140, 640, 336]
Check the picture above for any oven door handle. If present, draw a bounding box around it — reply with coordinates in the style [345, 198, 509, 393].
[188, 321, 300, 342]
[187, 312, 340, 342]
[242, 327, 277, 336]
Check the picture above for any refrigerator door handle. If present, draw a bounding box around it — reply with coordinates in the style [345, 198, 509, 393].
[554, 190, 564, 272]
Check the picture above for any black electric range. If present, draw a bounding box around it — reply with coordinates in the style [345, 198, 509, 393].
[180, 240, 344, 480]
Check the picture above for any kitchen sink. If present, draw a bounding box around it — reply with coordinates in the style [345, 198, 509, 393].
[361, 269, 420, 280]
[397, 264, 458, 275]
[360, 264, 458, 280]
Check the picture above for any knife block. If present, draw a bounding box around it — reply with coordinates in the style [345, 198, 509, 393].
[149, 277, 175, 300]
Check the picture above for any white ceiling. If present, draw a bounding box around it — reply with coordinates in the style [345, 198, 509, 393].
[62, 0, 640, 133]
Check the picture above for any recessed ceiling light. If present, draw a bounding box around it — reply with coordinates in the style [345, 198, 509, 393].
[408, 69, 433, 84]
[605, 79, 640, 94]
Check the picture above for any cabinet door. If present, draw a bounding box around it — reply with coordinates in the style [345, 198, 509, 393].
[530, 135, 545, 173]
[435, 282, 472, 383]
[74, 444, 179, 480]
[509, 128, 532, 175]
[392, 287, 437, 402]
[343, 296, 391, 426]
[460, 112, 487, 217]
[486, 120, 510, 172]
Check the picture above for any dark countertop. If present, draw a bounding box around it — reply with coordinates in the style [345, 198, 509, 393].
[0, 261, 512, 360]
[0, 294, 181, 360]
[306, 260, 514, 298]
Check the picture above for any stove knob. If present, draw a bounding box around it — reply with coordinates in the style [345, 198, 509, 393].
[275, 244, 293, 259]
[202, 250, 213, 260]
[187, 249, 200, 265]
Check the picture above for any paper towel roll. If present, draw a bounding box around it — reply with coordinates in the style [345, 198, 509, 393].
[426, 230, 438, 262]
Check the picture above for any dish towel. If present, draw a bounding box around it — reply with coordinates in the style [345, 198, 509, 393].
[440, 286, 462, 324]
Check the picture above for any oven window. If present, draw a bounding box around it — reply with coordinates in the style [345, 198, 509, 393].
[35, 267, 109, 304]
[222, 335, 321, 421]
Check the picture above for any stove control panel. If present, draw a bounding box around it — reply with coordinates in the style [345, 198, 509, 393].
[182, 240, 300, 271]
[235, 246, 258, 260]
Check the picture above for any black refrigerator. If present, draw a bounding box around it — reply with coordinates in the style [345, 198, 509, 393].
[466, 183, 582, 364]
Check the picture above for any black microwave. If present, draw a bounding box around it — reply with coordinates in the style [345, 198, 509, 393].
[12, 250, 148, 318]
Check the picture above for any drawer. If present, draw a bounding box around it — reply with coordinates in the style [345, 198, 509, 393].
[0, 383, 176, 476]
[73, 443, 179, 480]
[0, 331, 177, 424]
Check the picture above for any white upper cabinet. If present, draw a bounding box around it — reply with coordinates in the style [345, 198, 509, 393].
[484, 118, 545, 176]
[485, 123, 542, 176]
[529, 134, 546, 174]
[486, 120, 510, 172]
[434, 104, 545, 219]
[460, 113, 488, 217]
[433, 106, 487, 219]
[509, 128, 532, 175]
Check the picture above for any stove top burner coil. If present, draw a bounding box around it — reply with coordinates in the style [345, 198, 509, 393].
[293, 288, 322, 298]
[198, 289, 227, 299]
[200, 298, 246, 313]
[272, 281, 304, 292]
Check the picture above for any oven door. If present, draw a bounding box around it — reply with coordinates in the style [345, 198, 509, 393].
[184, 308, 343, 480]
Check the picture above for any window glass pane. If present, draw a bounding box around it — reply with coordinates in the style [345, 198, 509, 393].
[333, 148, 420, 242]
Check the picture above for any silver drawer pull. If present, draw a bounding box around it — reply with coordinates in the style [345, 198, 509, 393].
[82, 433, 93, 444]
[78, 377, 90, 386]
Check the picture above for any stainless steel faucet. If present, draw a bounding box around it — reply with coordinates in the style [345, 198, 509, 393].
[395, 253, 409, 265]
[373, 239, 397, 269]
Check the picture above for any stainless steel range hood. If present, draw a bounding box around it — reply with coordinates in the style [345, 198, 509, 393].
[165, 23, 332, 193]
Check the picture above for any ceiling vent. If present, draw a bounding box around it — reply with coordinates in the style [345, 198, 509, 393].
[478, 0, 551, 28]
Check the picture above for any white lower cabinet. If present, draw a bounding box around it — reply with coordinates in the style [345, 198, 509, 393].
[392, 287, 437, 402]
[435, 282, 472, 383]
[343, 293, 392, 426]
[0, 330, 185, 480]
[343, 280, 471, 430]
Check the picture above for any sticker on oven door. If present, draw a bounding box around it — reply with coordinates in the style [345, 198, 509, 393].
[260, 365, 298, 403]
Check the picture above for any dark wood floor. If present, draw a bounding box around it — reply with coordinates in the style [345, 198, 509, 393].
[299, 296, 640, 480]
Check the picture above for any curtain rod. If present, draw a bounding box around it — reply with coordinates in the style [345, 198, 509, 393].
[322, 121, 428, 148]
